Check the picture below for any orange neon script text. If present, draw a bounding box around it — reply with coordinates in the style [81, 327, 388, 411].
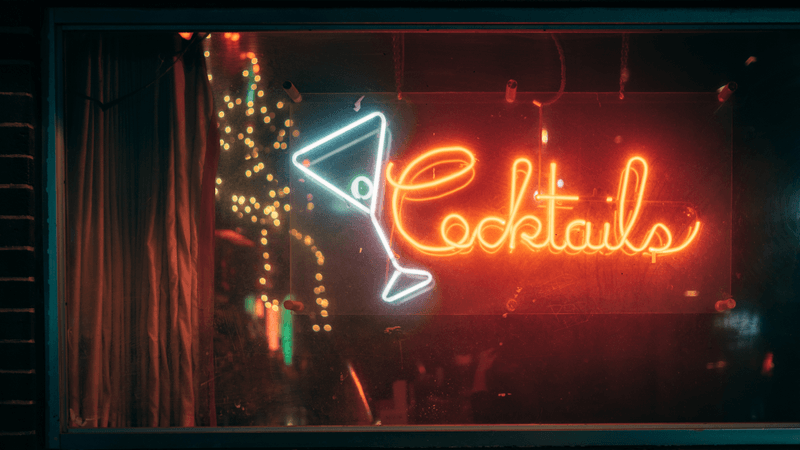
[386, 148, 700, 257]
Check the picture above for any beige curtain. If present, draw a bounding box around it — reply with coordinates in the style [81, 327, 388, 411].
[65, 32, 218, 427]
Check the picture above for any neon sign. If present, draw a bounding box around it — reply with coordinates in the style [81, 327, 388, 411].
[293, 112, 701, 304]
[292, 112, 433, 304]
[386, 149, 700, 256]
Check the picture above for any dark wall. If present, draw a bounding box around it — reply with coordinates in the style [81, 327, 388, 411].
[0, 2, 43, 449]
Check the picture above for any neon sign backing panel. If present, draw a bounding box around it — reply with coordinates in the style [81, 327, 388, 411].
[289, 93, 731, 315]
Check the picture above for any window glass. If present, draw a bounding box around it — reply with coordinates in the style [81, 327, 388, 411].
[65, 30, 800, 428]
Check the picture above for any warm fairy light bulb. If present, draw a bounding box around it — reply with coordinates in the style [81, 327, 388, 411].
[273, 201, 280, 208]
[216, 177, 222, 184]
[260, 278, 266, 285]
[238, 133, 244, 140]
[247, 101, 254, 107]
[273, 219, 281, 226]
[258, 90, 264, 97]
[251, 215, 257, 223]
[542, 129, 549, 144]
[218, 111, 224, 118]
[280, 143, 287, 150]
[254, 202, 261, 209]
[225, 126, 231, 133]
[279, 129, 286, 137]
[283, 187, 290, 194]
[321, 299, 328, 308]
[285, 119, 293, 127]
[284, 204, 291, 211]
[232, 205, 238, 212]
[235, 98, 242, 105]
[248, 197, 255, 204]
[238, 197, 245, 205]
[243, 70, 249, 77]
[207, 74, 213, 81]
[244, 206, 251, 213]
[312, 325, 320, 332]
[247, 126, 253, 134]
[264, 264, 271, 271]
[204, 51, 210, 57]
[227, 102, 234, 109]
[223, 143, 230, 150]
[276, 101, 284, 109]
[264, 117, 271, 124]
[267, 174, 273, 181]
[261, 294, 268, 301]
[307, 202, 314, 210]
[323, 324, 331, 332]
[232, 195, 238, 202]
[263, 252, 269, 258]
[315, 273, 323, 281]
[246, 170, 252, 177]
[255, 75, 261, 82]
[261, 229, 268, 236]
[269, 190, 276, 198]
[261, 238, 268, 245]
[273, 142, 280, 149]
[261, 106, 267, 113]
[320, 310, 328, 317]
[292, 129, 300, 137]
[250, 84, 257, 90]
[224, 95, 230, 102]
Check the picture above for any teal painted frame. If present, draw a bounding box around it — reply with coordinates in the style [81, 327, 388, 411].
[44, 7, 800, 448]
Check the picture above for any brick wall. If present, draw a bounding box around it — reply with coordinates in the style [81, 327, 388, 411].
[0, 3, 41, 449]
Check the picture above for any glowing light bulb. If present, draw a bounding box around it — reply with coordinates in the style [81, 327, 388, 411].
[218, 111, 224, 118]
[313, 325, 320, 332]
[264, 117, 271, 124]
[263, 252, 269, 258]
[283, 187, 290, 194]
[261, 106, 267, 113]
[321, 310, 328, 317]
[251, 215, 257, 222]
[227, 102, 234, 109]
[264, 264, 271, 271]
[259, 277, 266, 285]
[223, 143, 230, 150]
[247, 101, 254, 108]
[285, 119, 293, 127]
[279, 129, 286, 137]
[542, 129, 549, 144]
[273, 219, 281, 227]
[292, 130, 300, 137]
[235, 98, 242, 105]
[321, 299, 328, 308]
[208, 74, 213, 81]
[273, 142, 280, 149]
[261, 294, 268, 301]
[238, 133, 244, 140]
[557, 179, 564, 188]
[276, 101, 284, 109]
[246, 170, 252, 177]
[224, 95, 230, 102]
[267, 174, 274, 181]
[323, 324, 331, 332]
[204, 51, 210, 57]
[280, 143, 287, 150]
[244, 206, 251, 213]
[258, 90, 264, 98]
[315, 273, 323, 281]
[255, 75, 261, 82]
[232, 205, 238, 212]
[238, 197, 245, 205]
[261, 238, 268, 245]
[243, 70, 249, 77]
[307, 202, 314, 210]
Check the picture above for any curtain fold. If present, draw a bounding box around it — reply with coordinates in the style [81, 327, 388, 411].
[65, 32, 218, 427]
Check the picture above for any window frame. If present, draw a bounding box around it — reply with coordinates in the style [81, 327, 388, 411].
[44, 7, 800, 448]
